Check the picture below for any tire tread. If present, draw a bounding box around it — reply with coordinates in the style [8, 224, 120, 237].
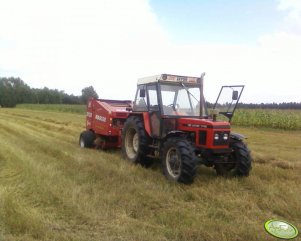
[162, 137, 197, 184]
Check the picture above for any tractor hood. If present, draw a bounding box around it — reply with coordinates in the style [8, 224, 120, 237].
[177, 118, 231, 149]
[178, 118, 230, 129]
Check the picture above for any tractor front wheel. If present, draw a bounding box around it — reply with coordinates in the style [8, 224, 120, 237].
[161, 138, 197, 184]
[215, 140, 252, 176]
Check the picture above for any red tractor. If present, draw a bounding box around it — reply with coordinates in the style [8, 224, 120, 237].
[79, 73, 252, 184]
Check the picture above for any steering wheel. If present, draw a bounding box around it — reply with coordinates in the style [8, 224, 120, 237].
[167, 104, 176, 111]
[168, 104, 181, 111]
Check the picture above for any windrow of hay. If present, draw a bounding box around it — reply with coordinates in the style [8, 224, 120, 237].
[0, 107, 300, 241]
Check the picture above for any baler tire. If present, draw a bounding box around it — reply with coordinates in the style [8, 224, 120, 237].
[79, 130, 95, 148]
[215, 140, 252, 177]
[161, 138, 197, 184]
[122, 116, 152, 167]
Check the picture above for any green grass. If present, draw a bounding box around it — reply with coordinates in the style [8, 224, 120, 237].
[0, 107, 300, 241]
[16, 104, 86, 114]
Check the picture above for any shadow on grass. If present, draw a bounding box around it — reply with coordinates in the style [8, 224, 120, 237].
[92, 147, 221, 186]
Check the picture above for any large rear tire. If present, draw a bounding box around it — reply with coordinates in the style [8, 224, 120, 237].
[79, 130, 95, 148]
[215, 140, 252, 176]
[161, 138, 197, 184]
[121, 116, 152, 167]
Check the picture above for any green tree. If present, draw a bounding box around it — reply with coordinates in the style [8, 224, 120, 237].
[0, 79, 17, 107]
[13, 78, 33, 103]
[81, 86, 99, 104]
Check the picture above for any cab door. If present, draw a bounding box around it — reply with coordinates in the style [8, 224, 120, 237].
[213, 85, 244, 121]
[147, 84, 160, 137]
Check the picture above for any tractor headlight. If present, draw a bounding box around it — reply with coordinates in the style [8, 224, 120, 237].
[214, 133, 219, 140]
[223, 133, 229, 140]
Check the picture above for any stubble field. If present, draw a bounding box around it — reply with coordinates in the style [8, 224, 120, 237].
[0, 106, 300, 241]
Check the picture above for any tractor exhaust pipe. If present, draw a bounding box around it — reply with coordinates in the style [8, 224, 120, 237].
[199, 72, 205, 116]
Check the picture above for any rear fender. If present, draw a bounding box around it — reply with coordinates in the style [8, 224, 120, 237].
[142, 112, 151, 136]
[128, 113, 151, 137]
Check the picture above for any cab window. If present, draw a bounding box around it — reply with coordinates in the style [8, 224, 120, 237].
[134, 85, 148, 111]
[147, 85, 159, 111]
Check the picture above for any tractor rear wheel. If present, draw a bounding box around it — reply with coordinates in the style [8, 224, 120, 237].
[161, 138, 197, 184]
[215, 140, 252, 176]
[79, 130, 95, 148]
[121, 116, 152, 167]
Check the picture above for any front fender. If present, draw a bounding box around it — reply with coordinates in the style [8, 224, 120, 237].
[164, 131, 186, 141]
[230, 132, 246, 141]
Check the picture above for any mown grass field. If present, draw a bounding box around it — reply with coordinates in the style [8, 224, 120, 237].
[16, 104, 86, 114]
[0, 106, 300, 241]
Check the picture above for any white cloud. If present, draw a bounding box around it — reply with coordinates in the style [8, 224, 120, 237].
[278, 0, 301, 18]
[0, 0, 300, 103]
[0, 0, 169, 97]
[278, 0, 301, 33]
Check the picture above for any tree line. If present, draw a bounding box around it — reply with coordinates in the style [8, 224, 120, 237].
[207, 101, 301, 110]
[0, 77, 98, 107]
[237, 102, 301, 109]
[1, 77, 300, 109]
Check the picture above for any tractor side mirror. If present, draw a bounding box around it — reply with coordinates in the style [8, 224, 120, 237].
[140, 89, 146, 98]
[232, 90, 238, 100]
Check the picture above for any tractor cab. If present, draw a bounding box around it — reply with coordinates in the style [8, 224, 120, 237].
[133, 74, 207, 117]
[132, 74, 210, 138]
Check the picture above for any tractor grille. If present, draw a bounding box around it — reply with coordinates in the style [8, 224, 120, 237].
[199, 131, 207, 145]
[213, 131, 230, 146]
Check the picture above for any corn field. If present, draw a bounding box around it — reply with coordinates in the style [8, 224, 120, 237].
[232, 109, 301, 130]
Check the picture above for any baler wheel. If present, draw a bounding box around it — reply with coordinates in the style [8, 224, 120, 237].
[79, 130, 95, 148]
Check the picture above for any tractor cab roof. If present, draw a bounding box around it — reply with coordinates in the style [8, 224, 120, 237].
[137, 74, 202, 85]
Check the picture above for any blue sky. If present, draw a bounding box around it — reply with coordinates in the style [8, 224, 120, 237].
[150, 0, 284, 44]
[0, 0, 300, 103]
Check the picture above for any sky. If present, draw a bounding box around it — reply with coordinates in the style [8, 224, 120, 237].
[0, 0, 300, 103]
